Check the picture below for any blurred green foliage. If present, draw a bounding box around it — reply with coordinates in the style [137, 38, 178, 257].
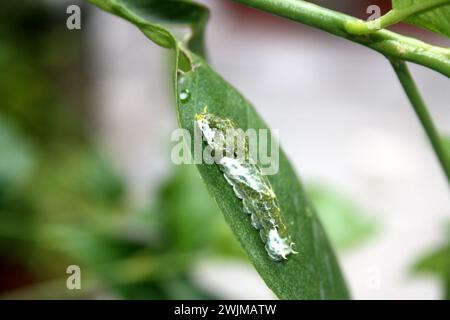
[307, 185, 377, 251]
[413, 224, 450, 299]
[0, 0, 85, 148]
[0, 0, 243, 299]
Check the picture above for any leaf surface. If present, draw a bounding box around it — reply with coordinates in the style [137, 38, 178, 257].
[307, 185, 377, 250]
[176, 54, 349, 299]
[392, 0, 450, 38]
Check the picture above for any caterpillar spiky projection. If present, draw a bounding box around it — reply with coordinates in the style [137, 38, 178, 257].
[195, 107, 297, 261]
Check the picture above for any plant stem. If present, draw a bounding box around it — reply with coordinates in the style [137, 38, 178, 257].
[233, 0, 450, 78]
[390, 60, 450, 185]
[346, 0, 450, 35]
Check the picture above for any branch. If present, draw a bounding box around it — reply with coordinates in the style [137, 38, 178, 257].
[390, 60, 450, 185]
[233, 0, 450, 78]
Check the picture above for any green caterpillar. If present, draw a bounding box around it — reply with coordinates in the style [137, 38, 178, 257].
[195, 107, 297, 261]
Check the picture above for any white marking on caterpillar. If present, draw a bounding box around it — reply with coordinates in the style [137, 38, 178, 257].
[195, 107, 297, 261]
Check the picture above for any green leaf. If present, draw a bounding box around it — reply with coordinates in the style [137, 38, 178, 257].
[307, 185, 377, 250]
[87, 0, 349, 299]
[413, 223, 450, 299]
[87, 0, 209, 69]
[176, 55, 348, 299]
[414, 245, 450, 277]
[392, 0, 450, 38]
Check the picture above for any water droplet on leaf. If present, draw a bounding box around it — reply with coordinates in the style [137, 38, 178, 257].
[179, 89, 190, 103]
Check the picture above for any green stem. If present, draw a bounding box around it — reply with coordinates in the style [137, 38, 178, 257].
[233, 0, 450, 78]
[390, 60, 450, 185]
[346, 0, 450, 35]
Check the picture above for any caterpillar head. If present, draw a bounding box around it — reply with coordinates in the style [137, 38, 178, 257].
[265, 229, 297, 261]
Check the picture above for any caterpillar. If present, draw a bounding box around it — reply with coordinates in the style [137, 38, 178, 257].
[195, 107, 297, 261]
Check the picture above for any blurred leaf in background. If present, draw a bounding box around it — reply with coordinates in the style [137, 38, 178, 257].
[1, 160, 244, 299]
[307, 184, 377, 251]
[413, 223, 450, 299]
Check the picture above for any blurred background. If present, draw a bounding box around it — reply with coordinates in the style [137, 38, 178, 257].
[0, 0, 449, 299]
